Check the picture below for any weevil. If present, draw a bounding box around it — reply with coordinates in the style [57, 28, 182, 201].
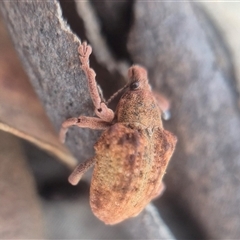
[59, 42, 177, 225]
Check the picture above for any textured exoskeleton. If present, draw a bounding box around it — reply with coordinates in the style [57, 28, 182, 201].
[60, 42, 177, 225]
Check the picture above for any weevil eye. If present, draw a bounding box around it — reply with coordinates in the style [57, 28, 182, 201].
[130, 81, 140, 90]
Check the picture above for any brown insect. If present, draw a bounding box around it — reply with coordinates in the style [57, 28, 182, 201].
[59, 42, 177, 225]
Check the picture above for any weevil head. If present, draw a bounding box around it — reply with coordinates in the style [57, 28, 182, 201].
[115, 65, 162, 128]
[128, 65, 151, 91]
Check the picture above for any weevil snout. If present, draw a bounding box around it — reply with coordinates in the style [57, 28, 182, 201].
[128, 65, 149, 90]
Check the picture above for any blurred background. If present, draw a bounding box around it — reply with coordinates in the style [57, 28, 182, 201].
[0, 1, 240, 239]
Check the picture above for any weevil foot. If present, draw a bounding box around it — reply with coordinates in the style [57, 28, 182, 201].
[78, 41, 92, 66]
[69, 157, 95, 185]
[153, 91, 171, 120]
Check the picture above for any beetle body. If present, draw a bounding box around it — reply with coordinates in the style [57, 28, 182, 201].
[60, 42, 177, 225]
[90, 67, 176, 224]
[91, 123, 176, 224]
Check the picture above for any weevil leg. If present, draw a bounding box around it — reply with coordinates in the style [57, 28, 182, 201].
[78, 42, 114, 122]
[59, 116, 111, 143]
[152, 91, 171, 120]
[68, 157, 95, 185]
[151, 182, 166, 199]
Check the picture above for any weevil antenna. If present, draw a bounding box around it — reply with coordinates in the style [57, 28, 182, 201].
[106, 83, 129, 105]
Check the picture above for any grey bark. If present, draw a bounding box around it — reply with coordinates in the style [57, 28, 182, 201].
[0, 1, 99, 162]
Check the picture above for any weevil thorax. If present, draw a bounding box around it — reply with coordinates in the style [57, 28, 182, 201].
[116, 65, 163, 128]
